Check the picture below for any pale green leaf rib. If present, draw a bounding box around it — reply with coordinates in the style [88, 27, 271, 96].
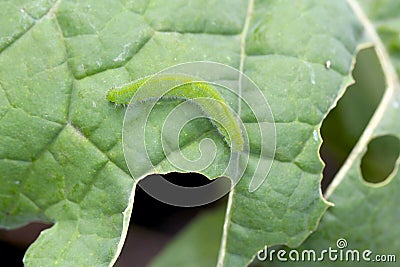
[217, 0, 364, 265]
[326, 0, 399, 197]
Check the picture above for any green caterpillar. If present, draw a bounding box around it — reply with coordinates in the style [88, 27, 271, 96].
[106, 74, 244, 152]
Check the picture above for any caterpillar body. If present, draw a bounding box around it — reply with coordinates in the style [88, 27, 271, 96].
[106, 74, 244, 152]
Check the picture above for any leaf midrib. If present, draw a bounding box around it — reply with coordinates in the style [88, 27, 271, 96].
[217, 0, 255, 265]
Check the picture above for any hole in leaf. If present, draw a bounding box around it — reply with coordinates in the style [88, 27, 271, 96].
[133, 172, 215, 228]
[123, 172, 226, 265]
[360, 135, 400, 184]
[320, 47, 386, 192]
[162, 172, 213, 187]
